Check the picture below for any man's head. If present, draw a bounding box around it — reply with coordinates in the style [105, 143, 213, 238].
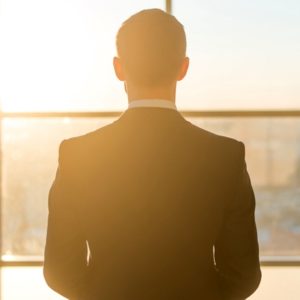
[114, 9, 188, 90]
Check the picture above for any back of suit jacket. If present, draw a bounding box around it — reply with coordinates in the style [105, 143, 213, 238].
[44, 108, 261, 300]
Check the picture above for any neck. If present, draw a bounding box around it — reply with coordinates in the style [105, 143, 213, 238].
[125, 82, 177, 103]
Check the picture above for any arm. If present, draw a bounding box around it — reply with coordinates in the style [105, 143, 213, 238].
[44, 140, 89, 299]
[214, 142, 261, 300]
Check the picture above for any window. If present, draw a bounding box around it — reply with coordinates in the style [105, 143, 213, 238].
[1, 0, 300, 262]
[174, 0, 300, 110]
[1, 0, 165, 112]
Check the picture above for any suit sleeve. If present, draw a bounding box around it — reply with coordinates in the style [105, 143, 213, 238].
[214, 142, 262, 300]
[44, 140, 89, 299]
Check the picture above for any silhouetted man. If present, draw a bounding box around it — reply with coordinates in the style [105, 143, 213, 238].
[44, 9, 261, 300]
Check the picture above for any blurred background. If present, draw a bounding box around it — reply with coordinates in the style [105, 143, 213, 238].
[0, 0, 300, 299]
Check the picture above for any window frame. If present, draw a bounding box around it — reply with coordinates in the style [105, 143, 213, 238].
[1, 0, 300, 268]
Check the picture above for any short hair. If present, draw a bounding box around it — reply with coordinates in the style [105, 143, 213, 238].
[116, 9, 186, 87]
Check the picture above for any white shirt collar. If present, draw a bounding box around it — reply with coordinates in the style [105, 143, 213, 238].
[128, 99, 177, 111]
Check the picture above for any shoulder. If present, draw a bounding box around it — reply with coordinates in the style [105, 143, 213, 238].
[185, 121, 245, 160]
[58, 121, 117, 162]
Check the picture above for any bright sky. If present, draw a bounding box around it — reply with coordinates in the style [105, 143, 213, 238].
[175, 0, 300, 110]
[0, 0, 299, 112]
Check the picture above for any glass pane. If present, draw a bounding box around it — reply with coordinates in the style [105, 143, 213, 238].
[173, 0, 300, 110]
[2, 117, 114, 258]
[2, 267, 300, 300]
[190, 117, 300, 256]
[2, 116, 300, 258]
[0, 0, 165, 112]
[1, 267, 64, 299]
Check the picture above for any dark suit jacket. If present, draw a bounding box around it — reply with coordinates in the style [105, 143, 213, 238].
[44, 108, 261, 300]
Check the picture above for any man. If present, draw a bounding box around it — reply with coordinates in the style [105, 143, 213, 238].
[44, 9, 261, 300]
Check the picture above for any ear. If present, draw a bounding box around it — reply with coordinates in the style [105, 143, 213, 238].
[113, 57, 126, 81]
[177, 57, 189, 81]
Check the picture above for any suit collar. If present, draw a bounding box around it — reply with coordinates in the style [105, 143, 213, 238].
[117, 106, 186, 125]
